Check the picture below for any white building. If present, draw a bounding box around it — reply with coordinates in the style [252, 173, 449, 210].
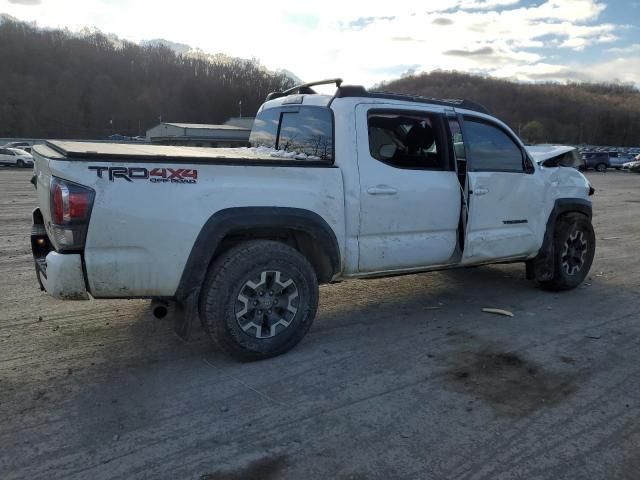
[146, 117, 254, 147]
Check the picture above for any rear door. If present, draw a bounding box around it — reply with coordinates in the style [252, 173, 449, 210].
[459, 115, 546, 263]
[355, 104, 461, 272]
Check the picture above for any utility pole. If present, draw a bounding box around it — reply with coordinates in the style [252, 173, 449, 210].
[239, 100, 242, 119]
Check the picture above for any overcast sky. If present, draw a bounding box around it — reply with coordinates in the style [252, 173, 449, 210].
[2, 0, 639, 88]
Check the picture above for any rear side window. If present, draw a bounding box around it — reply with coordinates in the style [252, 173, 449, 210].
[249, 106, 334, 162]
[464, 119, 524, 172]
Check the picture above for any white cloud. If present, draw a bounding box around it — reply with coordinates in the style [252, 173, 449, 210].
[608, 43, 640, 54]
[0, 0, 635, 86]
[577, 56, 640, 84]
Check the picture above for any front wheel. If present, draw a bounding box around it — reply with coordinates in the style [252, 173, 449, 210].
[540, 213, 595, 291]
[595, 163, 607, 172]
[16, 159, 25, 168]
[200, 240, 319, 361]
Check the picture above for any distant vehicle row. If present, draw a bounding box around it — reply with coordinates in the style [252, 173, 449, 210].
[581, 151, 639, 172]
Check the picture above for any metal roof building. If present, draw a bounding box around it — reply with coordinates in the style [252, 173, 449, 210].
[146, 117, 254, 147]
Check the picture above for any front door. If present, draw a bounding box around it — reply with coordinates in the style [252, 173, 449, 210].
[459, 115, 546, 263]
[356, 105, 462, 272]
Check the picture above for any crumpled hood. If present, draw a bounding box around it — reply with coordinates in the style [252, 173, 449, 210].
[525, 145, 575, 163]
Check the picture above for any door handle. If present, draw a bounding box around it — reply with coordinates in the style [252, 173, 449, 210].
[473, 186, 489, 196]
[367, 185, 398, 196]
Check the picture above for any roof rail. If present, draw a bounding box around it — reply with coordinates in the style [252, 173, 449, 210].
[265, 79, 490, 115]
[359, 90, 490, 114]
[266, 78, 343, 101]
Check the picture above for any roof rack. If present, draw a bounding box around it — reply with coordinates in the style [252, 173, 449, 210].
[265, 78, 490, 115]
[339, 89, 490, 114]
[266, 78, 343, 101]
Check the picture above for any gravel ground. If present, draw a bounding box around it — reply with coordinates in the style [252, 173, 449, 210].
[1, 167, 639, 480]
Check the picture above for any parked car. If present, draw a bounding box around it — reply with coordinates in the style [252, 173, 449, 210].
[608, 152, 634, 170]
[107, 134, 130, 141]
[622, 160, 640, 172]
[29, 79, 595, 360]
[3, 141, 31, 150]
[581, 152, 610, 172]
[0, 147, 34, 167]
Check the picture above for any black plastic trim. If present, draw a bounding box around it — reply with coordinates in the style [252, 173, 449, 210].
[175, 207, 341, 300]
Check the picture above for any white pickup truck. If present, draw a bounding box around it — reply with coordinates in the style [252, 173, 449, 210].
[31, 79, 595, 360]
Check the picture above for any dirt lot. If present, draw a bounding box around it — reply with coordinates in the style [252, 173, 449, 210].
[1, 167, 639, 479]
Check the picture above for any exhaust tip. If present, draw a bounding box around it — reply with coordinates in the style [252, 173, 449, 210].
[153, 305, 168, 319]
[150, 301, 170, 319]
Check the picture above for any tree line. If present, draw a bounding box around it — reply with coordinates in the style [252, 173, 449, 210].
[2, 17, 639, 146]
[0, 19, 294, 139]
[378, 71, 640, 146]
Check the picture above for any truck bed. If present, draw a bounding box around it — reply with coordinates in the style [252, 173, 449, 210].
[35, 141, 332, 166]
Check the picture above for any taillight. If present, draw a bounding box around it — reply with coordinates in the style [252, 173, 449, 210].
[52, 181, 65, 224]
[49, 177, 95, 251]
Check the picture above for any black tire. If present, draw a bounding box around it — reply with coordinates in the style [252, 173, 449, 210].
[200, 240, 318, 361]
[540, 213, 595, 291]
[16, 159, 24, 168]
[595, 163, 607, 172]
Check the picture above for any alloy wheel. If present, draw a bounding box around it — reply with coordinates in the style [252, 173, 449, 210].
[561, 230, 588, 276]
[234, 270, 299, 339]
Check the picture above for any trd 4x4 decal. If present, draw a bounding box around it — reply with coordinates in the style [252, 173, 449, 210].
[88, 166, 198, 184]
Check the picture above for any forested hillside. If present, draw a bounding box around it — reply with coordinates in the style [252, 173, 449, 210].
[2, 16, 639, 145]
[379, 72, 640, 146]
[0, 19, 294, 138]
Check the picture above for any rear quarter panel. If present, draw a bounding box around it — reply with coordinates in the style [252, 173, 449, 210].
[44, 159, 345, 297]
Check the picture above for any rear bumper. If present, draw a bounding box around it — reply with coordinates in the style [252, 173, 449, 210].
[36, 252, 89, 300]
[32, 208, 89, 300]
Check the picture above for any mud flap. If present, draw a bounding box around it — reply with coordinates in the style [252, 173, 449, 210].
[526, 224, 555, 282]
[526, 246, 554, 282]
[174, 291, 198, 340]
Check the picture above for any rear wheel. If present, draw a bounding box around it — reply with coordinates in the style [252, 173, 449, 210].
[200, 240, 318, 361]
[540, 213, 595, 291]
[595, 163, 607, 172]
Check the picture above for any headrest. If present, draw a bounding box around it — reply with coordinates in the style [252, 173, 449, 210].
[405, 124, 435, 154]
